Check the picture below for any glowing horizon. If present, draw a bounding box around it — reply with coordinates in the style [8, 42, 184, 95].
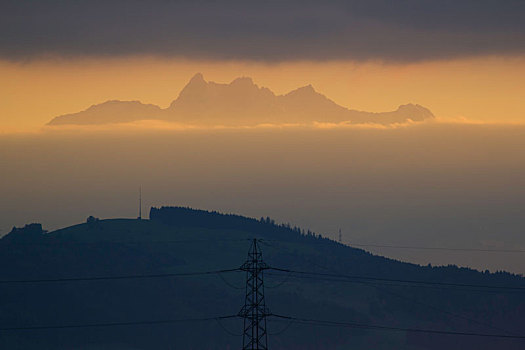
[2, 56, 525, 133]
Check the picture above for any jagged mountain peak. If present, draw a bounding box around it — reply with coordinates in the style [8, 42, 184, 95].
[296, 84, 315, 92]
[395, 103, 435, 120]
[230, 76, 254, 86]
[284, 84, 319, 98]
[188, 72, 206, 84]
[47, 73, 436, 126]
[177, 73, 208, 95]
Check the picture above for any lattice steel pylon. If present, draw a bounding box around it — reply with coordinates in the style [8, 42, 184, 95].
[239, 238, 270, 350]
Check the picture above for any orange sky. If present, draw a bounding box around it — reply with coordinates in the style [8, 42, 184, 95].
[2, 56, 525, 133]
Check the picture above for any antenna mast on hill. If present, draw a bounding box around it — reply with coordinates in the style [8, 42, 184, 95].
[239, 239, 270, 350]
[339, 229, 342, 243]
[138, 186, 142, 220]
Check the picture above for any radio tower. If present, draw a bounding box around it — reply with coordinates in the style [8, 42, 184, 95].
[339, 229, 342, 243]
[138, 186, 142, 220]
[239, 239, 270, 350]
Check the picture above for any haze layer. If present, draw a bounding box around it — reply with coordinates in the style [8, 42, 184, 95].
[1, 124, 524, 274]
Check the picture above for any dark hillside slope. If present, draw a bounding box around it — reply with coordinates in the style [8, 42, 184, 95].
[0, 207, 523, 350]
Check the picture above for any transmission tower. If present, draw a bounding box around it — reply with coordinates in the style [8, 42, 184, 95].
[239, 238, 270, 350]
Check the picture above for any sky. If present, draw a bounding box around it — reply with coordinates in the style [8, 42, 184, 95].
[1, 1, 525, 273]
[1, 0, 525, 132]
[2, 56, 525, 132]
[2, 1, 524, 61]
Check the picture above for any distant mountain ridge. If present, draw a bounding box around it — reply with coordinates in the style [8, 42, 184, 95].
[47, 73, 435, 126]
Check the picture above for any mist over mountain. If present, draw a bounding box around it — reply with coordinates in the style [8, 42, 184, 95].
[47, 73, 434, 126]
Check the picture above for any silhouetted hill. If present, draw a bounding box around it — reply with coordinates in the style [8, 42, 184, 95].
[48, 100, 163, 125]
[47, 74, 435, 126]
[0, 207, 523, 350]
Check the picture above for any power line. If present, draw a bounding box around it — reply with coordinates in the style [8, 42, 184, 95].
[267, 240, 523, 295]
[346, 242, 525, 253]
[268, 267, 525, 291]
[262, 242, 525, 293]
[265, 246, 522, 294]
[214, 318, 243, 337]
[1, 238, 524, 346]
[0, 315, 238, 332]
[269, 314, 525, 340]
[370, 284, 514, 335]
[265, 248, 521, 335]
[216, 272, 245, 290]
[12, 237, 520, 253]
[265, 272, 291, 289]
[0, 268, 241, 284]
[266, 257, 523, 338]
[5, 313, 525, 341]
[0, 238, 253, 246]
[267, 318, 295, 336]
[266, 259, 518, 334]
[265, 271, 523, 294]
[260, 237, 525, 255]
[1, 264, 522, 292]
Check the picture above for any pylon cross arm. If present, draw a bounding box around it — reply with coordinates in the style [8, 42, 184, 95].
[239, 262, 269, 271]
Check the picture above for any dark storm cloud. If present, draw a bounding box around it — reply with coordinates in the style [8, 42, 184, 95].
[1, 0, 524, 61]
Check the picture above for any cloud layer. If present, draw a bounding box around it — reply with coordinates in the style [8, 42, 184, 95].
[2, 0, 524, 62]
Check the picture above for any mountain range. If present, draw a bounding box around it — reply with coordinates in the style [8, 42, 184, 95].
[47, 73, 435, 126]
